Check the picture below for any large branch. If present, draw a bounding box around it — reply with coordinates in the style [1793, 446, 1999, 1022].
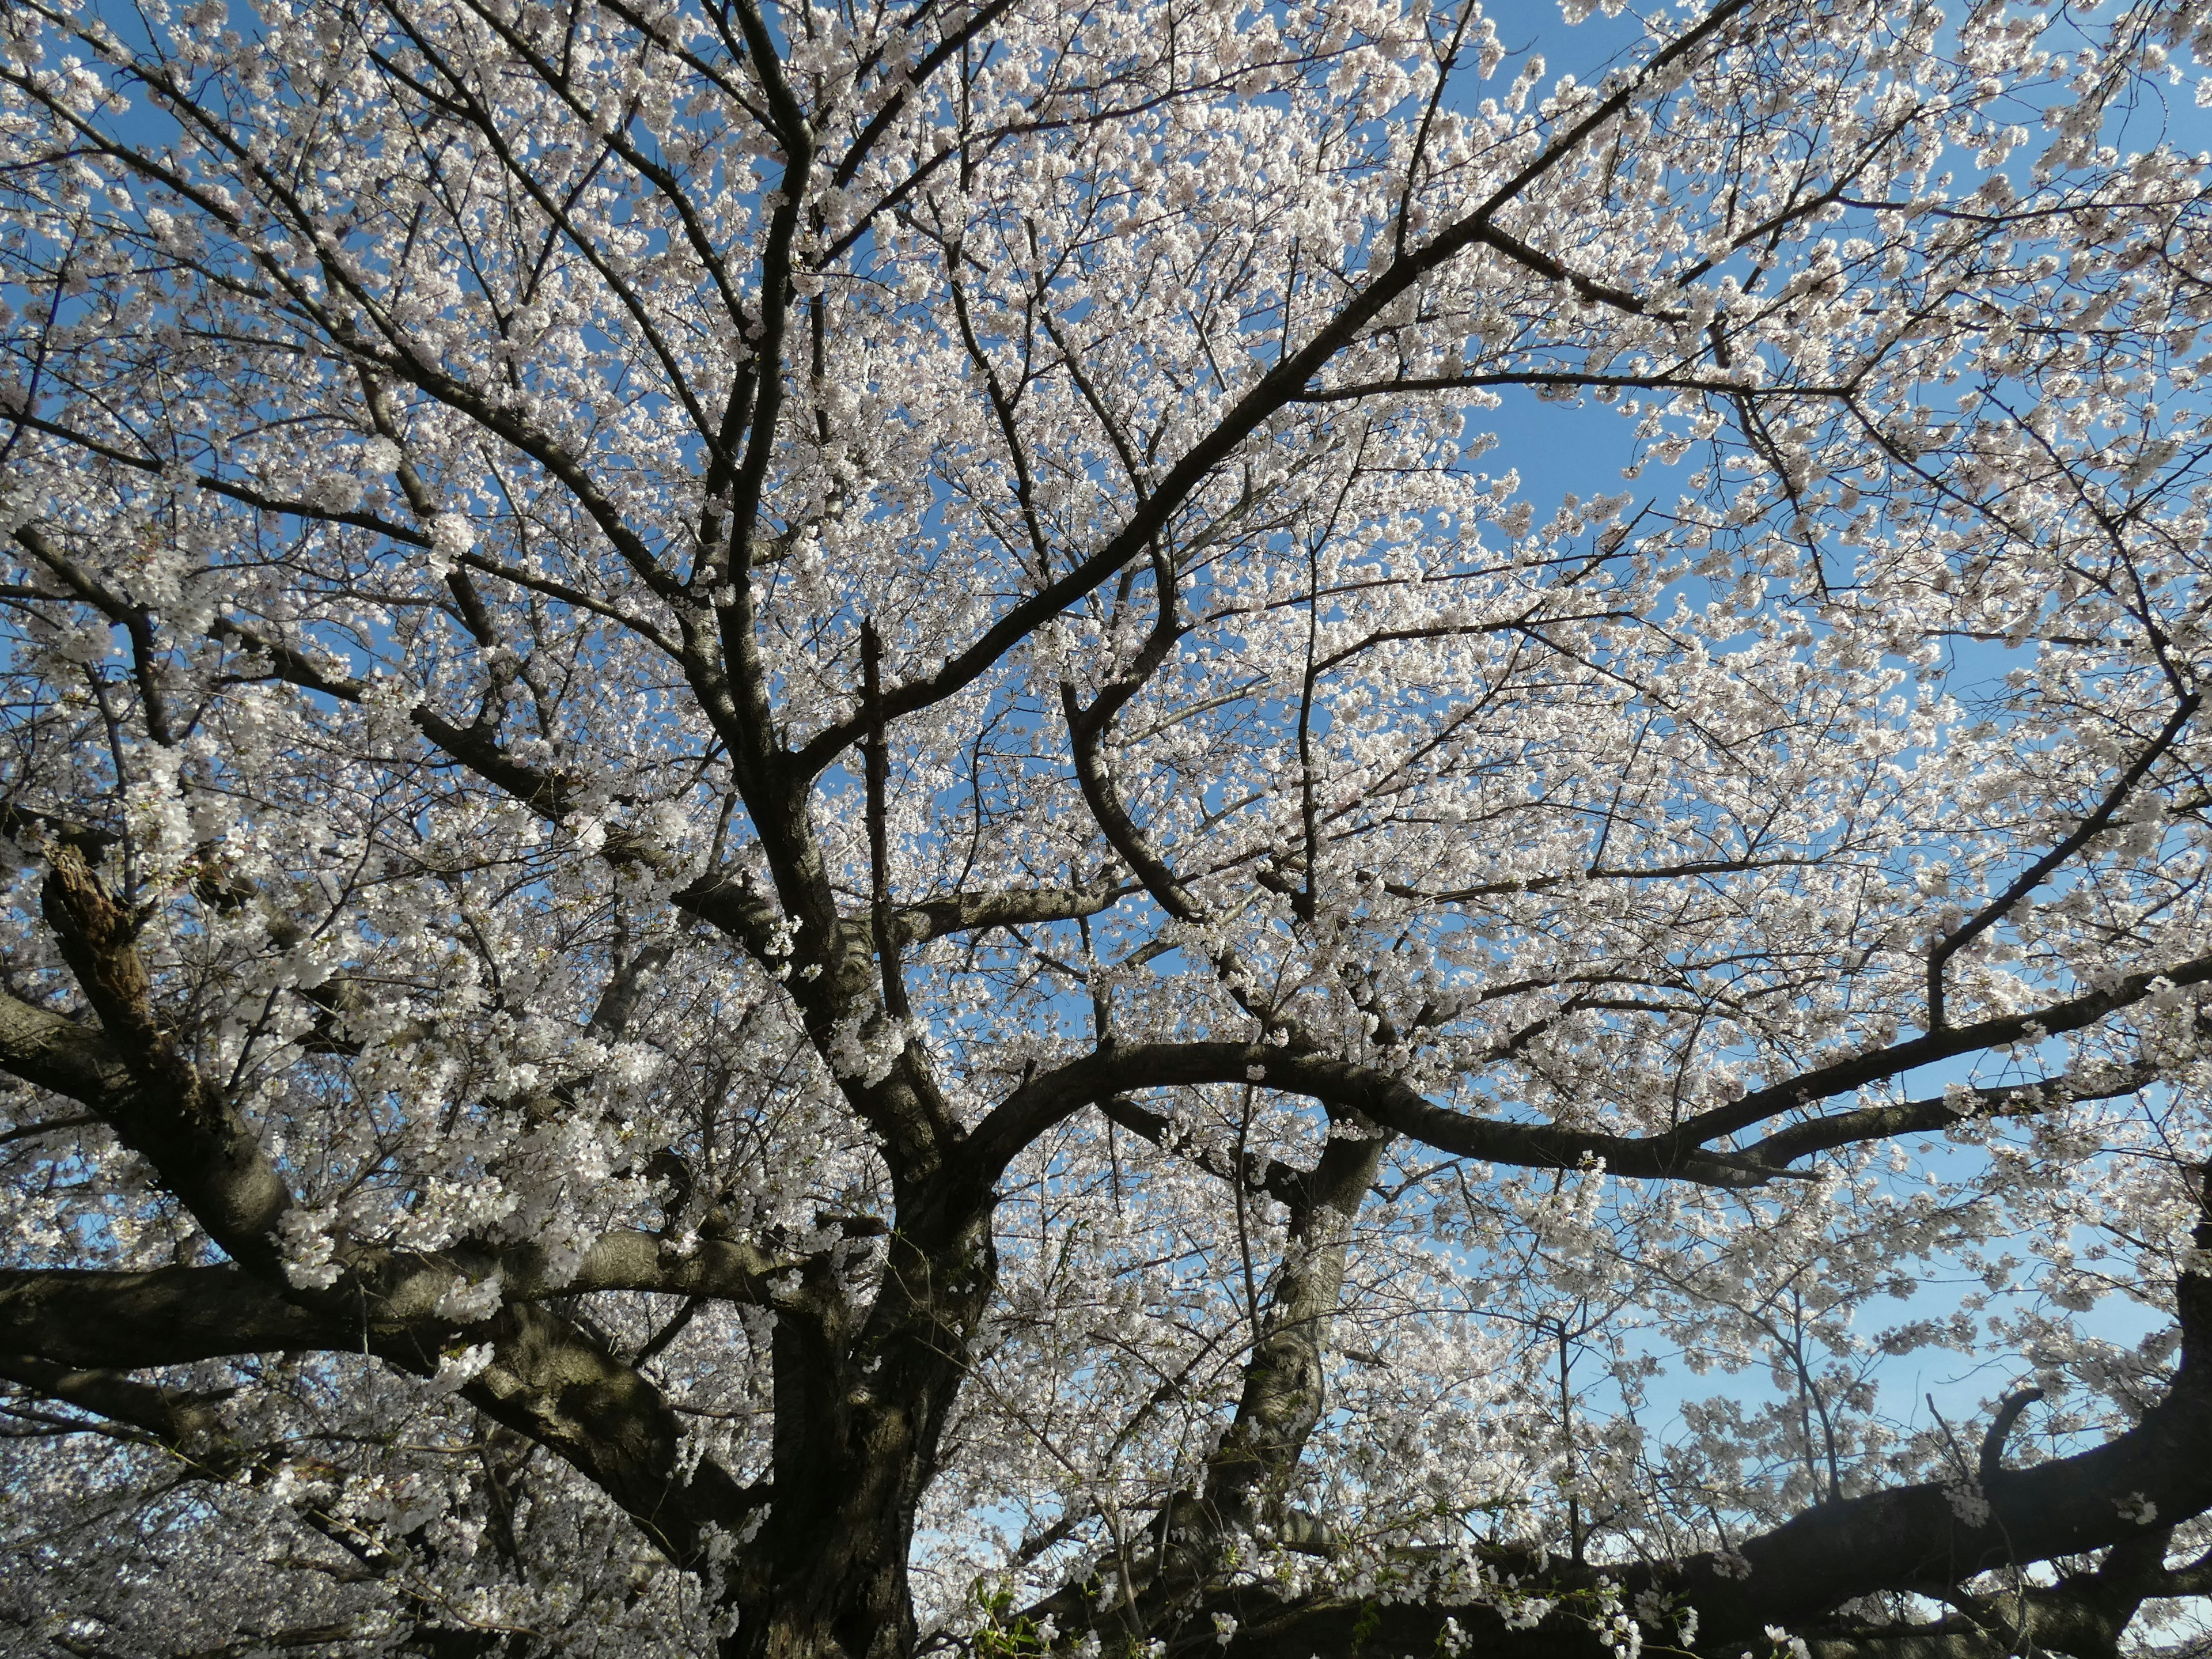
[1122, 1187, 2212, 1659]
[1741, 1060, 2168, 1169]
[1661, 950, 2212, 1154]
[1796, 1529, 2191, 1659]
[0, 980, 131, 1104]
[24, 847, 293, 1270]
[885, 880, 1131, 949]
[457, 1300, 763, 1569]
[1663, 1228, 2212, 1632]
[964, 945, 2210, 1188]
[1195, 1124, 1392, 1540]
[964, 1041, 1800, 1189]
[0, 1230, 790, 1369]
[1021, 1123, 1391, 1639]
[2, 838, 789, 1568]
[12, 523, 176, 743]
[218, 609, 1121, 969]
[0, 1266, 331, 1367]
[1060, 543, 1202, 924]
[209, 615, 785, 949]
[0, 1253, 771, 1569]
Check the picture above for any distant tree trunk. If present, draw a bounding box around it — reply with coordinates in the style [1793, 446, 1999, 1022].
[1200, 1123, 1393, 1541]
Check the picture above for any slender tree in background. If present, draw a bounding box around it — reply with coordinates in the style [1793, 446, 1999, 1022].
[4, 0, 2212, 1653]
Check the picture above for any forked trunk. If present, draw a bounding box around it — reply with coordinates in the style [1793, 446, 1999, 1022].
[723, 1215, 995, 1659]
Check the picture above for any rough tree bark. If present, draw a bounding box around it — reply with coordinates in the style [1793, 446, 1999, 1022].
[3, 0, 2211, 1654]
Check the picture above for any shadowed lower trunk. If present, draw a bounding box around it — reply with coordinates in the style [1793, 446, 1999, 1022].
[722, 1202, 997, 1659]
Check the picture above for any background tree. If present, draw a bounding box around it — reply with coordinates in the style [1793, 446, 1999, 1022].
[3, 0, 2212, 1654]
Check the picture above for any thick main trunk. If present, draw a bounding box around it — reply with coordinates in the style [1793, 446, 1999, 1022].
[724, 1204, 996, 1659]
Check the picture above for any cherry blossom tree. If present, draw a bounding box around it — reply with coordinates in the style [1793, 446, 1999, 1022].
[4, 0, 2212, 1653]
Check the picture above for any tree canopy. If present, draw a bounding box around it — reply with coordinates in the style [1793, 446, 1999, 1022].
[4, 0, 2212, 1654]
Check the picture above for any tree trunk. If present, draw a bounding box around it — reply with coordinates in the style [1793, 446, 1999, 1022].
[1201, 1124, 1393, 1540]
[724, 1205, 995, 1659]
